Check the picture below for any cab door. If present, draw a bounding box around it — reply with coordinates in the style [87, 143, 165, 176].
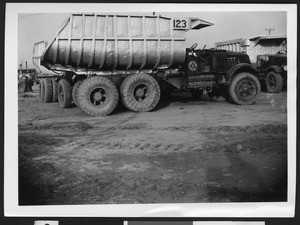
[185, 48, 201, 76]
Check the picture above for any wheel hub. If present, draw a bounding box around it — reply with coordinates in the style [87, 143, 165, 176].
[93, 92, 103, 101]
[89, 87, 107, 105]
[134, 84, 149, 102]
[136, 88, 144, 98]
[238, 81, 254, 99]
[268, 75, 276, 88]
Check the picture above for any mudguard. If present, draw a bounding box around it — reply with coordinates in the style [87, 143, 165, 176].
[266, 65, 282, 74]
[226, 63, 258, 85]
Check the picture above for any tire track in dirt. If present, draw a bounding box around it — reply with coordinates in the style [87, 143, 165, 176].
[18, 89, 288, 204]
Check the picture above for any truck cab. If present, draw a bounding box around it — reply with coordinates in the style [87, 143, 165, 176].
[179, 45, 260, 105]
[185, 49, 251, 75]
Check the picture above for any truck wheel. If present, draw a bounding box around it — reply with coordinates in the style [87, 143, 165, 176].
[39, 79, 45, 102]
[52, 78, 58, 102]
[72, 80, 83, 107]
[190, 88, 203, 100]
[44, 78, 53, 103]
[77, 76, 119, 116]
[229, 72, 261, 105]
[266, 71, 283, 93]
[120, 73, 161, 112]
[58, 79, 72, 108]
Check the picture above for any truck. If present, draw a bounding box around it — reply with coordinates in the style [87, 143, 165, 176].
[34, 13, 261, 116]
[255, 53, 287, 93]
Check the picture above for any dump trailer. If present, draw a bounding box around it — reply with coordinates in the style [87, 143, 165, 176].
[36, 13, 260, 116]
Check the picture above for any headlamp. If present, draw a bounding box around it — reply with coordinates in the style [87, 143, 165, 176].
[283, 65, 287, 71]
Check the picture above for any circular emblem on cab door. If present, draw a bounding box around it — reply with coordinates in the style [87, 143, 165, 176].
[188, 61, 198, 71]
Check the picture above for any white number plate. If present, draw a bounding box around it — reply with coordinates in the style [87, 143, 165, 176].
[172, 18, 191, 30]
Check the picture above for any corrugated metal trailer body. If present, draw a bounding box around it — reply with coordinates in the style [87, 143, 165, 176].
[33, 41, 56, 75]
[42, 13, 208, 71]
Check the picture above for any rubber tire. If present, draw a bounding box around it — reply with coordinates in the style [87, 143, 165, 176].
[229, 72, 261, 105]
[266, 71, 283, 93]
[120, 73, 161, 112]
[72, 80, 83, 107]
[39, 79, 45, 102]
[58, 79, 72, 108]
[190, 88, 203, 100]
[44, 78, 53, 103]
[77, 76, 119, 116]
[52, 78, 58, 102]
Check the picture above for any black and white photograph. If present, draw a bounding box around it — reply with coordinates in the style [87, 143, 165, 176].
[4, 3, 297, 217]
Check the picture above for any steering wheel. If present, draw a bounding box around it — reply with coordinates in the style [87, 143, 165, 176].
[190, 43, 198, 50]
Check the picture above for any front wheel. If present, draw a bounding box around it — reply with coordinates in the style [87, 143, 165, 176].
[120, 73, 161, 112]
[229, 72, 261, 105]
[77, 76, 119, 116]
[266, 71, 283, 93]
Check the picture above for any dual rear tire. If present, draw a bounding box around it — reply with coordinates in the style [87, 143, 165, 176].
[39, 78, 53, 103]
[75, 74, 161, 116]
[120, 73, 161, 112]
[39, 78, 59, 103]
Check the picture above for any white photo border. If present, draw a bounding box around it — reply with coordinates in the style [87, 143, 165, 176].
[5, 3, 297, 217]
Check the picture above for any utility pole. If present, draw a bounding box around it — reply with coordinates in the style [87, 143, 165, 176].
[265, 27, 275, 35]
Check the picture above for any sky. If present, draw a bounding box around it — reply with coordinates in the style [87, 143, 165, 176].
[18, 11, 287, 69]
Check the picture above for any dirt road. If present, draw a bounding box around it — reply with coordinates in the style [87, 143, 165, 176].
[18, 85, 287, 205]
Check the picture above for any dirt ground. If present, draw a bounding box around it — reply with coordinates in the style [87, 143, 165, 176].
[18, 84, 287, 205]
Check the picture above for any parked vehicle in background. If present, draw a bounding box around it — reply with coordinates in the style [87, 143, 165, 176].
[33, 13, 261, 116]
[255, 52, 287, 93]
